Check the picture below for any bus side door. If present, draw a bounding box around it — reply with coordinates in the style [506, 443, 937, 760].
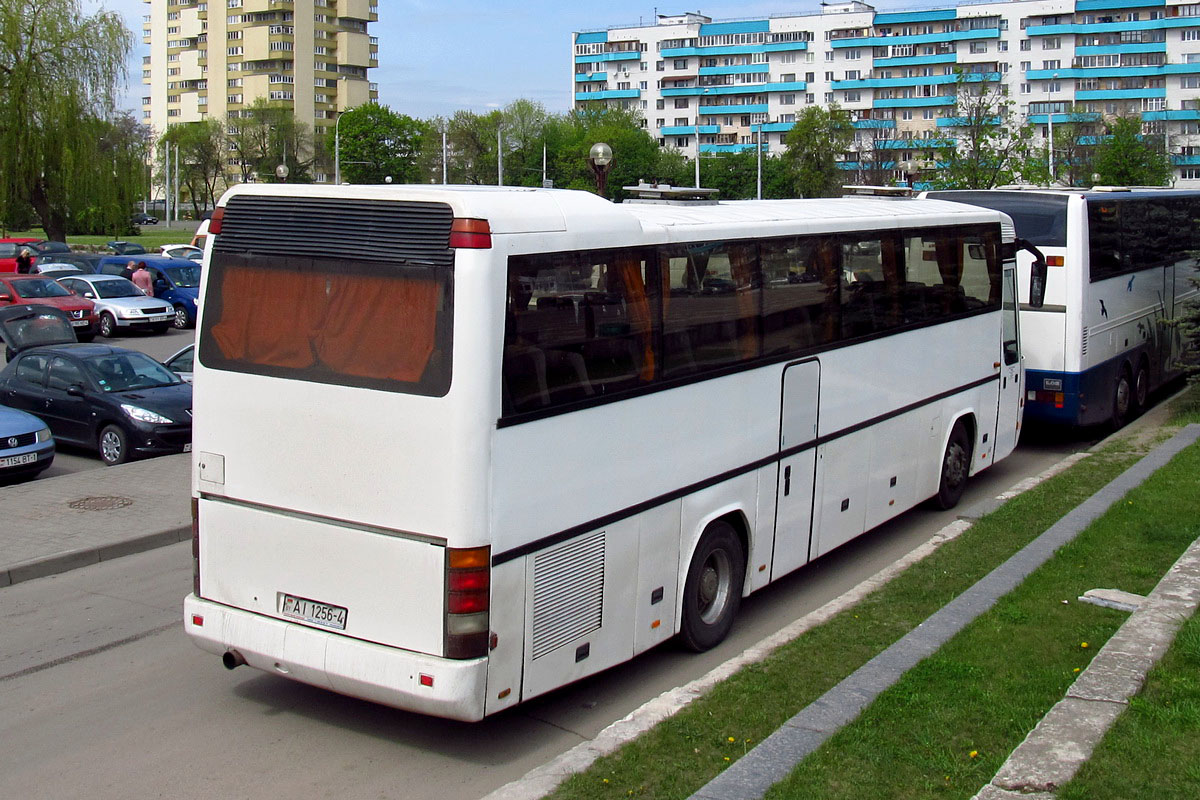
[772, 359, 820, 580]
[995, 266, 1023, 458]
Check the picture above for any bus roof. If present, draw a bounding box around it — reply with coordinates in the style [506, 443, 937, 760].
[216, 183, 1009, 241]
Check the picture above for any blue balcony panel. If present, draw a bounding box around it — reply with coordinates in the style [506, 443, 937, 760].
[874, 138, 955, 149]
[1143, 110, 1200, 121]
[1076, 88, 1166, 100]
[937, 116, 1003, 126]
[760, 122, 795, 133]
[853, 119, 896, 129]
[700, 143, 771, 154]
[834, 72, 998, 91]
[1027, 113, 1102, 124]
[574, 72, 608, 82]
[1027, 19, 1197, 37]
[574, 31, 608, 45]
[874, 9, 957, 25]
[831, 29, 999, 49]
[1074, 43, 1166, 56]
[660, 42, 808, 58]
[575, 89, 640, 101]
[574, 51, 640, 64]
[1172, 154, 1200, 165]
[660, 125, 720, 135]
[698, 20, 769, 36]
[1027, 65, 1200, 80]
[1076, 0, 1164, 9]
[699, 103, 769, 114]
[873, 96, 957, 108]
[873, 53, 957, 68]
[663, 81, 804, 98]
[699, 64, 770, 76]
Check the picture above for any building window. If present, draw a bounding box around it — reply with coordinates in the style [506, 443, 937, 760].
[1020, 39, 1031, 51]
[969, 42, 988, 54]
[674, 59, 688, 69]
[674, 98, 689, 108]
[1042, 37, 1060, 50]
[780, 93, 796, 105]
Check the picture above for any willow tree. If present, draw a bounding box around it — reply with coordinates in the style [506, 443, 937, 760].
[0, 0, 139, 239]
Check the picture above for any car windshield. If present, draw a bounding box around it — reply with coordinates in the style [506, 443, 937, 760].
[84, 352, 182, 392]
[92, 278, 144, 299]
[164, 266, 201, 288]
[35, 241, 71, 254]
[13, 279, 71, 299]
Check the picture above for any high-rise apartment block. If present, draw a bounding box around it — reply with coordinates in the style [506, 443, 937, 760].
[142, 0, 379, 181]
[574, 1, 1200, 186]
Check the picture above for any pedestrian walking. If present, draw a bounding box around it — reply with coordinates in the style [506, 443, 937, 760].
[15, 249, 33, 274]
[131, 261, 154, 295]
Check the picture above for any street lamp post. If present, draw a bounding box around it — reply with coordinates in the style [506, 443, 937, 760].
[1048, 72, 1059, 184]
[755, 123, 763, 199]
[497, 123, 504, 186]
[587, 141, 614, 196]
[694, 88, 711, 189]
[334, 111, 343, 185]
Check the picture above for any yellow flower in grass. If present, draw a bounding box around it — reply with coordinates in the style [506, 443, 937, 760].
[1081, 642, 1089, 649]
[969, 750, 979, 759]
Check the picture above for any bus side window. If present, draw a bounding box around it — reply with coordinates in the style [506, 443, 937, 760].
[761, 237, 836, 355]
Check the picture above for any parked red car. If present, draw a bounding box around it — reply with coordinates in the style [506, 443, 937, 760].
[0, 275, 97, 340]
[0, 238, 40, 273]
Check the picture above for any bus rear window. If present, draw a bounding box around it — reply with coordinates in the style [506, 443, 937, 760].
[198, 254, 452, 396]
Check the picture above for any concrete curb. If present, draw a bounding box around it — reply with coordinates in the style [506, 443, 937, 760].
[479, 446, 1097, 800]
[978, 533, 1200, 798]
[0, 525, 192, 589]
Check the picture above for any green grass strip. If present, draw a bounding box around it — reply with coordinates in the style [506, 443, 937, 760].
[548, 427, 1179, 800]
[765, 437, 1200, 799]
[1057, 611, 1200, 800]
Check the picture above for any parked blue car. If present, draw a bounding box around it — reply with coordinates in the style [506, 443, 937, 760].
[0, 403, 54, 482]
[94, 255, 201, 329]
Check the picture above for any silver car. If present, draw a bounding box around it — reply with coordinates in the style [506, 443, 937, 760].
[56, 275, 175, 338]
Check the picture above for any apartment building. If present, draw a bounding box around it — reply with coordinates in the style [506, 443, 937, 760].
[573, 1, 1200, 186]
[142, 0, 379, 182]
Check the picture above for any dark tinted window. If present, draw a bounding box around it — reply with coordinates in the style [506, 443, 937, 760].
[503, 224, 1001, 421]
[1088, 195, 1200, 282]
[47, 357, 86, 392]
[927, 191, 1069, 247]
[15, 354, 48, 386]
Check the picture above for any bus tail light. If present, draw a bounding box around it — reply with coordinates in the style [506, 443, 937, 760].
[449, 218, 492, 249]
[1047, 255, 1064, 267]
[208, 206, 224, 235]
[191, 497, 201, 597]
[446, 546, 490, 659]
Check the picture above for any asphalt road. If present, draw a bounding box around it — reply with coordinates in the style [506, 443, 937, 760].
[0, 435, 1093, 800]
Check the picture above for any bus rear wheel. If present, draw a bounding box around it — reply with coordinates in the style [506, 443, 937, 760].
[1133, 359, 1150, 415]
[1111, 366, 1133, 429]
[680, 520, 745, 652]
[932, 421, 971, 510]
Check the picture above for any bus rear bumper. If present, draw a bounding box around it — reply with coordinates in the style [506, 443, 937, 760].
[184, 594, 488, 721]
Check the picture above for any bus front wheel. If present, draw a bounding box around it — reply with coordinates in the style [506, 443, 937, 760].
[680, 520, 745, 652]
[932, 421, 972, 510]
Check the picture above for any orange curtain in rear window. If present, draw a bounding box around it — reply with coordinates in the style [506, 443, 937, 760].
[315, 273, 440, 382]
[210, 266, 324, 368]
[613, 254, 655, 381]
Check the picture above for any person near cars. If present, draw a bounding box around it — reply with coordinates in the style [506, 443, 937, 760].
[121, 260, 136, 280]
[131, 262, 154, 295]
[16, 249, 32, 274]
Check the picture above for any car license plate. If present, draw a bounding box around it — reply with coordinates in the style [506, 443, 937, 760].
[150, 314, 173, 322]
[70, 320, 89, 327]
[0, 453, 38, 468]
[279, 594, 347, 630]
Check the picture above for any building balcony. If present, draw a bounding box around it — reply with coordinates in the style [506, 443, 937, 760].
[575, 89, 640, 101]
[575, 72, 608, 82]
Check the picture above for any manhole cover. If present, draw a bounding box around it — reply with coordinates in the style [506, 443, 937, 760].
[68, 496, 134, 511]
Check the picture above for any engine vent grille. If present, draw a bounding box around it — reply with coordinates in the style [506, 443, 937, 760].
[531, 531, 605, 660]
[1081, 326, 1089, 356]
[214, 195, 454, 267]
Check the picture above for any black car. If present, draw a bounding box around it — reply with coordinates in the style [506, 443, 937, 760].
[107, 241, 147, 256]
[30, 241, 72, 256]
[132, 212, 158, 225]
[0, 305, 191, 465]
[36, 252, 104, 274]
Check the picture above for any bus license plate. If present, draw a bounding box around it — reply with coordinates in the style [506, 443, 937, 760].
[279, 594, 347, 630]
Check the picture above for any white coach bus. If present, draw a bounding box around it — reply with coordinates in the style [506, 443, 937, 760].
[184, 185, 1041, 721]
[926, 188, 1200, 428]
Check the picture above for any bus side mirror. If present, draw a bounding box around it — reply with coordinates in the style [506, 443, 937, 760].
[1017, 238, 1047, 310]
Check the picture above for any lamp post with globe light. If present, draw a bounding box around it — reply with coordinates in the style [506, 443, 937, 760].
[588, 142, 614, 197]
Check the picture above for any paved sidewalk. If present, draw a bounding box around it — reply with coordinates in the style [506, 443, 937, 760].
[0, 453, 191, 587]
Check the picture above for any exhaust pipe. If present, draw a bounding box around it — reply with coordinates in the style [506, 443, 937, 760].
[222, 650, 246, 670]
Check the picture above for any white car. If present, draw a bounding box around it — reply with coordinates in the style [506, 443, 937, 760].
[56, 275, 175, 338]
[159, 244, 203, 261]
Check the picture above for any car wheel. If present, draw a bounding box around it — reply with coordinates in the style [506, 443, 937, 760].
[680, 520, 746, 652]
[1111, 366, 1133, 429]
[172, 305, 191, 330]
[99, 312, 117, 338]
[98, 424, 129, 466]
[1133, 359, 1150, 415]
[931, 420, 972, 510]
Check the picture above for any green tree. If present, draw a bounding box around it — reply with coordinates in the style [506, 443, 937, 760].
[499, 99, 551, 187]
[0, 0, 140, 239]
[327, 102, 432, 184]
[696, 150, 793, 200]
[934, 73, 1037, 189]
[161, 120, 226, 214]
[548, 107, 676, 200]
[226, 99, 315, 184]
[1092, 116, 1172, 186]
[782, 105, 854, 198]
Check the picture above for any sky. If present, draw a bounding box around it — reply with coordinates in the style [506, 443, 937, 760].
[93, 0, 916, 120]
